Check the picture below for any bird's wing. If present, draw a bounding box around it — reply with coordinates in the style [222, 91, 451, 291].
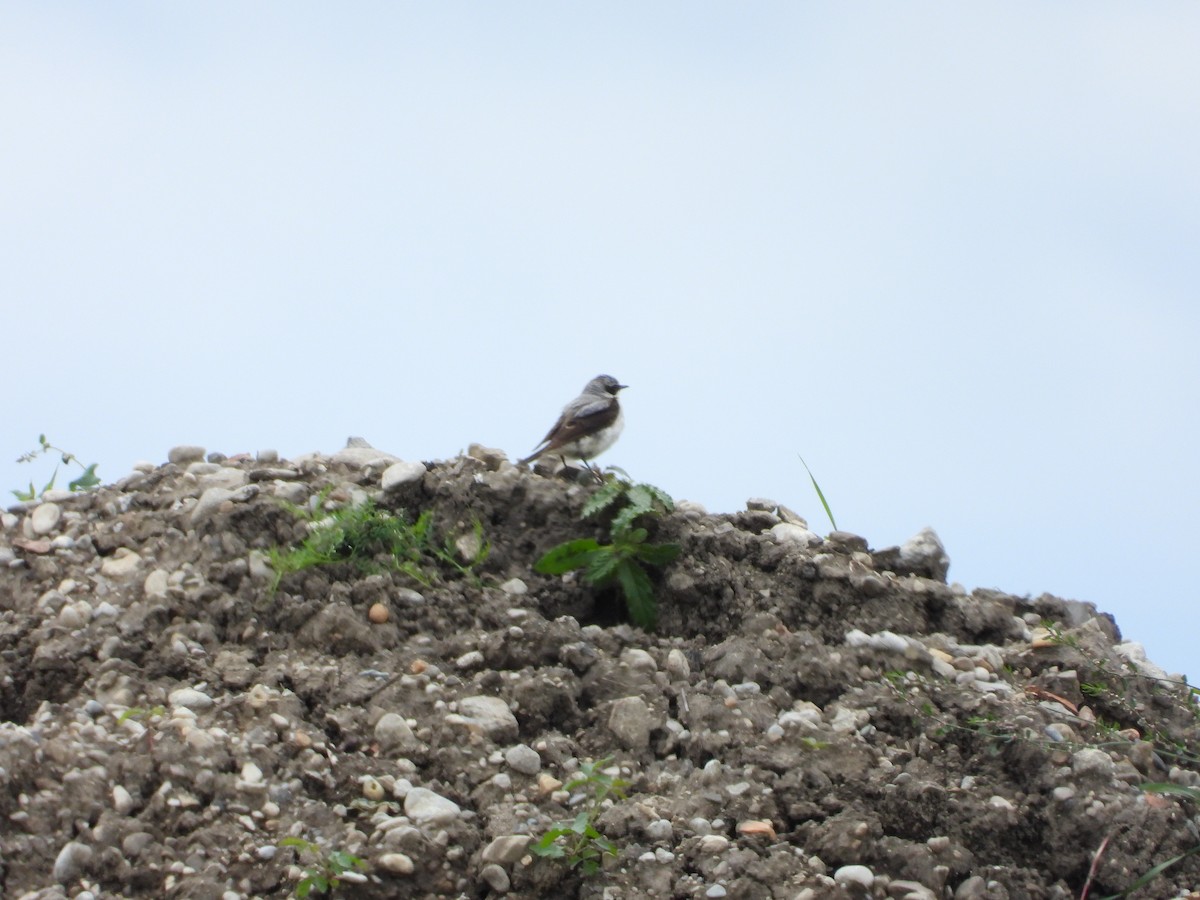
[539, 399, 620, 452]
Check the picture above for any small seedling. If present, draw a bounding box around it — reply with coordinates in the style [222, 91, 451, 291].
[279, 837, 367, 897]
[532, 758, 629, 875]
[13, 434, 100, 501]
[535, 474, 679, 629]
[268, 501, 488, 592]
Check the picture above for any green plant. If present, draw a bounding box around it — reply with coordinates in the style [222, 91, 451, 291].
[279, 837, 366, 898]
[531, 757, 629, 875]
[13, 434, 100, 500]
[534, 474, 680, 629]
[268, 501, 488, 592]
[798, 454, 836, 531]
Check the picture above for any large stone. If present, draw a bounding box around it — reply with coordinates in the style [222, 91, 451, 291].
[403, 787, 461, 826]
[30, 503, 62, 536]
[448, 696, 519, 740]
[608, 696, 657, 749]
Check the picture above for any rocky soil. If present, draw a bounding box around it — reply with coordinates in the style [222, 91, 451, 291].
[2, 442, 1200, 900]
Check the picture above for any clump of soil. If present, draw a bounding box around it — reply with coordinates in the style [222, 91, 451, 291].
[2, 444, 1198, 899]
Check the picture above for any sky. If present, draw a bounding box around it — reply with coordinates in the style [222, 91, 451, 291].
[3, 4, 1198, 682]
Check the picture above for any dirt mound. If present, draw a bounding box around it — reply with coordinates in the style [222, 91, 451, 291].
[2, 445, 1198, 899]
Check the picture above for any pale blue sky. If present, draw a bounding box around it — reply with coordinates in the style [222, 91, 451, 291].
[3, 4, 1198, 680]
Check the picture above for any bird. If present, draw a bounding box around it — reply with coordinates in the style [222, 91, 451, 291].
[519, 375, 627, 475]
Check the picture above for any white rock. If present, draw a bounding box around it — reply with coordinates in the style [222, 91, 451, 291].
[665, 648, 691, 681]
[377, 852, 415, 874]
[53, 840, 93, 883]
[191, 486, 234, 523]
[375, 712, 417, 751]
[403, 787, 461, 826]
[899, 527, 950, 579]
[30, 503, 62, 535]
[198, 467, 248, 491]
[1072, 748, 1116, 779]
[770, 523, 821, 546]
[168, 445, 207, 464]
[334, 444, 402, 469]
[382, 460, 428, 490]
[112, 785, 135, 815]
[480, 863, 510, 892]
[499, 577, 528, 595]
[834, 864, 875, 888]
[143, 569, 170, 600]
[100, 549, 143, 579]
[699, 834, 730, 854]
[608, 695, 657, 749]
[481, 834, 532, 864]
[621, 648, 658, 672]
[504, 743, 542, 775]
[449, 696, 519, 740]
[169, 687, 214, 711]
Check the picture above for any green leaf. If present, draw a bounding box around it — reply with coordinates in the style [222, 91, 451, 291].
[535, 538, 602, 575]
[1140, 782, 1200, 802]
[69, 463, 100, 491]
[615, 558, 657, 629]
[569, 811, 591, 834]
[13, 482, 36, 501]
[798, 454, 837, 531]
[634, 541, 681, 566]
[582, 481, 625, 519]
[643, 483, 675, 511]
[41, 466, 59, 496]
[610, 505, 641, 537]
[624, 484, 654, 515]
[584, 547, 620, 584]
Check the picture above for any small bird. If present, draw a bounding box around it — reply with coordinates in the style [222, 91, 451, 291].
[520, 375, 627, 474]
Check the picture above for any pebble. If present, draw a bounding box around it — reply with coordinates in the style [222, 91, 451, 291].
[899, 527, 950, 580]
[374, 713, 416, 751]
[362, 776, 385, 801]
[368, 603, 390, 624]
[706, 885, 728, 898]
[112, 785, 135, 815]
[480, 863, 510, 892]
[377, 852, 415, 874]
[144, 569, 170, 599]
[53, 840, 93, 883]
[645, 819, 673, 842]
[499, 577, 527, 595]
[381, 460, 427, 490]
[481, 835, 532, 864]
[1072, 748, 1116, 780]
[403, 787, 461, 826]
[30, 502, 62, 535]
[834, 864, 875, 889]
[449, 696, 519, 740]
[504, 743, 542, 775]
[770, 522, 821, 546]
[169, 687, 214, 710]
[168, 445, 206, 464]
[456, 650, 484, 669]
[608, 695, 656, 749]
[197, 467, 248, 491]
[665, 648, 690, 681]
[100, 549, 143, 579]
[698, 835, 730, 853]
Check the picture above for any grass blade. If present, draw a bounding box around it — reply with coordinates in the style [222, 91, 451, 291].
[798, 454, 837, 531]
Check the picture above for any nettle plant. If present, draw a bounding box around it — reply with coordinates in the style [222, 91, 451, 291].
[531, 757, 630, 875]
[534, 471, 680, 630]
